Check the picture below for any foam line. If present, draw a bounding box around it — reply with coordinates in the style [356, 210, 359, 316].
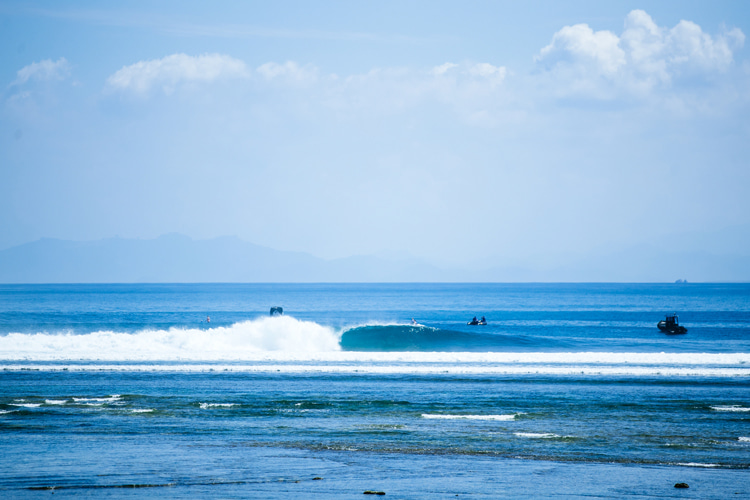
[711, 405, 750, 412]
[2, 363, 749, 377]
[422, 414, 518, 421]
[514, 432, 560, 438]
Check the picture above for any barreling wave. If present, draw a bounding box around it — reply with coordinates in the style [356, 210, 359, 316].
[340, 324, 548, 351]
[0, 320, 554, 361]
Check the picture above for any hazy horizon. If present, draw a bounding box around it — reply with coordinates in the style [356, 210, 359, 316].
[1, 231, 749, 283]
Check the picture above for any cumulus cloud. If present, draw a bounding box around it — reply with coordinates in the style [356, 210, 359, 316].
[431, 62, 458, 76]
[466, 62, 507, 84]
[11, 58, 71, 87]
[256, 61, 319, 85]
[535, 9, 745, 97]
[537, 24, 625, 76]
[106, 53, 249, 94]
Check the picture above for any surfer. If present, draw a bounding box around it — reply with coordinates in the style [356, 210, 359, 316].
[411, 319, 418, 325]
[206, 316, 210, 323]
[480, 316, 486, 324]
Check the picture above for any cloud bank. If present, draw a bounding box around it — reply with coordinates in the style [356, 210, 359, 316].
[94, 10, 744, 118]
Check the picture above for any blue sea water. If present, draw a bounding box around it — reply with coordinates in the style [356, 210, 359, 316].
[1, 283, 749, 498]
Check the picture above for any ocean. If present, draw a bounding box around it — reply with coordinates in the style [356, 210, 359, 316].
[1, 283, 748, 498]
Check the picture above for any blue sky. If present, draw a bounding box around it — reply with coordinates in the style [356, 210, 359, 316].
[1, 1, 749, 270]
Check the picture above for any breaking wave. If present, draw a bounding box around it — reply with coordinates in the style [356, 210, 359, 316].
[0, 316, 340, 361]
[340, 323, 546, 351]
[1, 318, 749, 378]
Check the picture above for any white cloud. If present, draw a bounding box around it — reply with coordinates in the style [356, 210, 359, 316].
[256, 61, 319, 84]
[106, 53, 249, 94]
[431, 62, 507, 84]
[535, 10, 745, 97]
[11, 58, 71, 87]
[431, 62, 458, 76]
[537, 23, 625, 77]
[467, 63, 507, 84]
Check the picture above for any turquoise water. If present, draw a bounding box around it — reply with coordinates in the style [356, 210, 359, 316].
[1, 284, 749, 498]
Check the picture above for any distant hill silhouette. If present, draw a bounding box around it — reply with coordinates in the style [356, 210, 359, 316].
[0, 232, 748, 283]
[0, 234, 446, 283]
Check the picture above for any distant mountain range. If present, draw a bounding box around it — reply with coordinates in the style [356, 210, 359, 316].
[0, 234, 447, 283]
[0, 232, 748, 283]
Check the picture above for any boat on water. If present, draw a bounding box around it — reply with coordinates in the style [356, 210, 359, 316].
[657, 314, 687, 334]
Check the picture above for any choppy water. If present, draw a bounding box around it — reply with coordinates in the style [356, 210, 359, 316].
[1, 283, 749, 498]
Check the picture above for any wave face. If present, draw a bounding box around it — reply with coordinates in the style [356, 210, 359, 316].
[340, 324, 548, 351]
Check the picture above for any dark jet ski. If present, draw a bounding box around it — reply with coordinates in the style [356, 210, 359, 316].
[657, 314, 687, 334]
[467, 316, 487, 326]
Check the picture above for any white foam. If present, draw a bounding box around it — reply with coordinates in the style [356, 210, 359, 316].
[73, 395, 121, 403]
[738, 437, 750, 442]
[514, 432, 560, 439]
[0, 410, 14, 414]
[199, 403, 235, 409]
[130, 409, 153, 413]
[677, 463, 721, 468]
[422, 414, 518, 421]
[45, 399, 67, 405]
[10, 403, 41, 408]
[3, 362, 746, 377]
[0, 316, 340, 361]
[711, 405, 750, 412]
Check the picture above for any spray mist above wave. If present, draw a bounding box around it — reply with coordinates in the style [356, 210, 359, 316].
[0, 316, 341, 361]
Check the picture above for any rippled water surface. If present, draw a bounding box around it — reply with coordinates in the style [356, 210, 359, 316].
[1, 283, 749, 498]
